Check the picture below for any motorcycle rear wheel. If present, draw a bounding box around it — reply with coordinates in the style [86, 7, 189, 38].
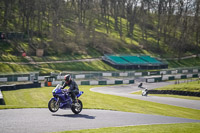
[48, 99, 59, 112]
[71, 100, 83, 114]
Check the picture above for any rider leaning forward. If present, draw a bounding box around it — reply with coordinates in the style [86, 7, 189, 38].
[61, 74, 79, 104]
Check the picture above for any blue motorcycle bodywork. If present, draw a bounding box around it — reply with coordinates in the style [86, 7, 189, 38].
[51, 85, 83, 109]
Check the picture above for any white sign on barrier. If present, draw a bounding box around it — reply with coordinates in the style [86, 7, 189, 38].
[119, 73, 128, 76]
[90, 81, 98, 85]
[193, 69, 198, 73]
[38, 76, 45, 81]
[18, 77, 28, 81]
[175, 75, 181, 79]
[182, 70, 188, 73]
[107, 80, 115, 85]
[0, 78, 7, 82]
[135, 72, 142, 76]
[147, 78, 155, 83]
[52, 81, 62, 86]
[160, 71, 166, 75]
[171, 70, 177, 74]
[147, 72, 150, 75]
[162, 76, 168, 81]
[103, 73, 112, 77]
[123, 80, 130, 84]
[187, 74, 193, 78]
[75, 75, 85, 79]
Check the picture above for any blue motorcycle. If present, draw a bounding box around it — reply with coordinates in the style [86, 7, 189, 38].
[48, 84, 84, 114]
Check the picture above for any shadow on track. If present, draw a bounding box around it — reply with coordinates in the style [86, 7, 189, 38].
[52, 114, 96, 119]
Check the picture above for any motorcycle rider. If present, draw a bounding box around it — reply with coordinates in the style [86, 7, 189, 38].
[138, 82, 148, 96]
[62, 74, 79, 104]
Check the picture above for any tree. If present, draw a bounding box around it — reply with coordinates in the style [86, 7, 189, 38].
[126, 0, 139, 39]
[194, 0, 200, 56]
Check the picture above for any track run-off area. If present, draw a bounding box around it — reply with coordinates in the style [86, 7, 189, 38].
[1, 81, 200, 133]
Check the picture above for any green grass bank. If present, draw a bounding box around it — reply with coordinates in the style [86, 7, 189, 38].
[1, 85, 200, 120]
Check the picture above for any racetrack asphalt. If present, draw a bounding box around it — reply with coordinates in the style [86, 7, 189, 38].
[1, 108, 200, 133]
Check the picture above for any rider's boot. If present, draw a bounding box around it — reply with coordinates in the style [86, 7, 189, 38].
[72, 98, 78, 106]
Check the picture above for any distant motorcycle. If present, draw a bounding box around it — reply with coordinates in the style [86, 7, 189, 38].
[142, 88, 148, 96]
[48, 84, 84, 114]
[138, 83, 148, 96]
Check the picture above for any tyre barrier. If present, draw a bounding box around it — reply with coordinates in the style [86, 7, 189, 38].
[0, 90, 5, 105]
[148, 90, 200, 97]
[0, 99, 5, 105]
[0, 82, 41, 91]
[0, 83, 41, 105]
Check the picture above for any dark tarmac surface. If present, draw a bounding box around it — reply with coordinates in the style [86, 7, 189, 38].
[0, 108, 200, 133]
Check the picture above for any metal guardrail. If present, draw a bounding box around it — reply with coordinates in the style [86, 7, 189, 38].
[52, 67, 200, 80]
[0, 72, 39, 82]
[0, 67, 199, 83]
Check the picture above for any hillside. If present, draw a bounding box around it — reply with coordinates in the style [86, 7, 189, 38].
[0, 0, 200, 74]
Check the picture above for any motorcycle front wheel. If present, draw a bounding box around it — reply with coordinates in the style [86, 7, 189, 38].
[71, 100, 83, 114]
[48, 99, 59, 112]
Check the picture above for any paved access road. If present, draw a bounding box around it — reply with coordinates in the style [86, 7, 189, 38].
[1, 108, 200, 133]
[91, 81, 200, 110]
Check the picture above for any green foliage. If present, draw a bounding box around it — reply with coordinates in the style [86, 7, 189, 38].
[0, 0, 199, 58]
[0, 41, 13, 53]
[167, 58, 200, 68]
[31, 53, 101, 62]
[57, 123, 200, 133]
[0, 60, 116, 75]
[156, 81, 200, 92]
[39, 60, 117, 72]
[0, 54, 28, 62]
[1, 87, 52, 108]
[0, 63, 36, 74]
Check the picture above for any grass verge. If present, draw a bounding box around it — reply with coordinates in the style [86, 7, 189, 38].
[132, 91, 200, 100]
[132, 80, 200, 100]
[155, 80, 200, 92]
[0, 60, 116, 75]
[56, 123, 200, 133]
[1, 85, 200, 120]
[1, 56, 200, 75]
[167, 57, 200, 68]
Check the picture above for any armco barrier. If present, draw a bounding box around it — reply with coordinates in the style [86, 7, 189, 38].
[146, 73, 200, 83]
[148, 90, 200, 97]
[51, 79, 135, 86]
[0, 67, 199, 83]
[51, 68, 199, 81]
[0, 72, 39, 82]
